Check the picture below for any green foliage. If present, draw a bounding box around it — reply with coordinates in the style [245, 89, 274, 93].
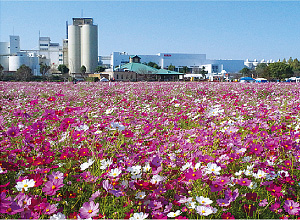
[16, 64, 33, 81]
[86, 77, 99, 82]
[0, 64, 4, 80]
[239, 67, 251, 77]
[255, 63, 269, 79]
[267, 62, 293, 80]
[80, 65, 87, 74]
[95, 66, 106, 73]
[200, 66, 208, 78]
[40, 63, 51, 76]
[57, 64, 69, 74]
[182, 66, 189, 73]
[146, 62, 161, 69]
[168, 64, 175, 71]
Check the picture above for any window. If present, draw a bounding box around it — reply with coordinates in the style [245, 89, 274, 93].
[40, 44, 48, 46]
[116, 74, 119, 79]
[59, 59, 62, 61]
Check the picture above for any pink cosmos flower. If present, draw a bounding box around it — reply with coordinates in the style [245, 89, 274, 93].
[283, 200, 300, 216]
[210, 181, 223, 192]
[47, 96, 56, 102]
[42, 179, 64, 196]
[6, 127, 20, 138]
[48, 171, 64, 181]
[237, 178, 251, 186]
[43, 203, 57, 215]
[258, 199, 268, 207]
[122, 129, 134, 137]
[79, 201, 99, 219]
[217, 198, 231, 207]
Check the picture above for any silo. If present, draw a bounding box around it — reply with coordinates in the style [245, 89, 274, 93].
[9, 56, 30, 72]
[68, 25, 81, 73]
[81, 24, 98, 73]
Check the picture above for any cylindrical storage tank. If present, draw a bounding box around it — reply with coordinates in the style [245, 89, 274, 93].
[68, 25, 81, 73]
[9, 56, 30, 72]
[81, 24, 98, 73]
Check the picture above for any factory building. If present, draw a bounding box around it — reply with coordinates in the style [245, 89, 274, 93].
[38, 37, 63, 69]
[68, 18, 98, 74]
[103, 52, 245, 74]
[0, 35, 48, 75]
[0, 35, 21, 71]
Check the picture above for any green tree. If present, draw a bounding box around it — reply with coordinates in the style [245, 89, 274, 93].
[147, 62, 161, 69]
[57, 64, 69, 74]
[182, 66, 189, 73]
[95, 66, 106, 73]
[267, 62, 294, 80]
[200, 66, 208, 79]
[239, 67, 251, 77]
[168, 64, 175, 71]
[0, 64, 4, 80]
[287, 57, 293, 65]
[16, 64, 32, 81]
[290, 58, 300, 77]
[40, 63, 50, 77]
[80, 65, 86, 74]
[255, 63, 269, 79]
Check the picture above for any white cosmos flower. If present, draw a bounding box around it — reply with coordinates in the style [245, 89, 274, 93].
[195, 162, 202, 170]
[105, 108, 114, 114]
[185, 201, 196, 209]
[109, 168, 122, 178]
[80, 159, 94, 171]
[196, 196, 213, 205]
[205, 163, 221, 175]
[129, 212, 149, 220]
[167, 210, 181, 218]
[244, 169, 253, 176]
[151, 175, 164, 184]
[174, 104, 180, 107]
[127, 165, 142, 175]
[181, 162, 192, 171]
[15, 179, 35, 192]
[110, 122, 125, 131]
[135, 191, 146, 199]
[100, 158, 113, 170]
[143, 163, 151, 172]
[196, 206, 213, 216]
[248, 181, 257, 189]
[50, 212, 66, 220]
[253, 170, 267, 179]
[131, 174, 142, 180]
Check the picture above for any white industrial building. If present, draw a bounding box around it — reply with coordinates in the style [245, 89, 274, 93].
[0, 35, 21, 71]
[244, 59, 275, 69]
[0, 35, 42, 75]
[38, 37, 63, 68]
[102, 52, 245, 74]
[68, 18, 98, 74]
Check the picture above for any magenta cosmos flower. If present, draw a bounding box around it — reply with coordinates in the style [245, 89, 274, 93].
[79, 201, 99, 219]
[6, 126, 20, 138]
[42, 179, 64, 196]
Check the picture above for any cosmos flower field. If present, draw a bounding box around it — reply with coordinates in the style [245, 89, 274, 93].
[1, 81, 300, 219]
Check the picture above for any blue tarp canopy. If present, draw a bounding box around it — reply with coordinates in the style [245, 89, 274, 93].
[240, 77, 255, 81]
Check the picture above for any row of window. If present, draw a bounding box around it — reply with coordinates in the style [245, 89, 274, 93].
[116, 74, 134, 80]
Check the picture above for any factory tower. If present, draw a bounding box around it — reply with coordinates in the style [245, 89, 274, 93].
[68, 18, 98, 74]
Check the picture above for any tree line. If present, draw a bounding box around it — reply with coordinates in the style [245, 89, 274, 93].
[240, 58, 300, 81]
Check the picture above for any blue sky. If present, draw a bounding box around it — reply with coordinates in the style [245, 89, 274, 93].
[0, 1, 299, 61]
